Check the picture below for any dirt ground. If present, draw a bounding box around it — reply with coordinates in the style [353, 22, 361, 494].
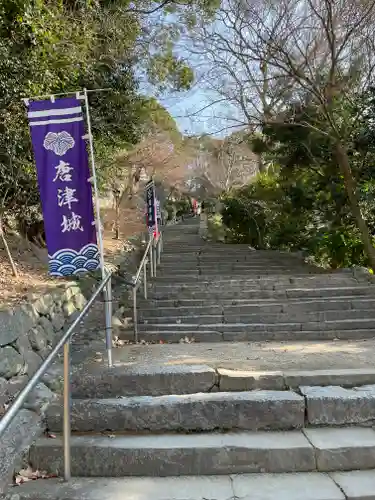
[0, 206, 144, 309]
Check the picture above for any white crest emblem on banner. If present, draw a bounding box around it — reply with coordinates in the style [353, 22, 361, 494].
[43, 131, 75, 156]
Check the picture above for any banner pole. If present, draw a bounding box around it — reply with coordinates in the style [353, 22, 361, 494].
[83, 88, 112, 368]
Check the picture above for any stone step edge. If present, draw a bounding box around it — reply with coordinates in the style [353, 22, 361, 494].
[70, 364, 375, 397]
[47, 385, 375, 432]
[137, 303, 375, 315]
[120, 329, 375, 344]
[142, 294, 375, 305]
[46, 390, 305, 432]
[29, 427, 375, 476]
[138, 309, 375, 322]
[9, 470, 375, 500]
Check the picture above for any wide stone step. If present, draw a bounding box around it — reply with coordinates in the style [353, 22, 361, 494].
[148, 286, 375, 300]
[160, 250, 308, 257]
[46, 390, 304, 433]
[160, 258, 311, 267]
[125, 327, 375, 343]
[139, 309, 375, 325]
[224, 308, 375, 323]
[154, 273, 355, 281]
[71, 364, 375, 398]
[29, 427, 375, 477]
[141, 295, 375, 309]
[11, 471, 370, 500]
[161, 248, 301, 254]
[138, 298, 375, 317]
[71, 364, 217, 398]
[138, 318, 375, 332]
[150, 278, 362, 291]
[159, 262, 311, 268]
[154, 271, 315, 280]
[156, 269, 313, 277]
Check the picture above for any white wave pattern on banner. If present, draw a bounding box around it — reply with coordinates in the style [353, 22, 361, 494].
[43, 131, 75, 156]
[48, 243, 100, 276]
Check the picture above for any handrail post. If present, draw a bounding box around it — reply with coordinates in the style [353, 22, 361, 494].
[63, 340, 71, 481]
[149, 235, 154, 278]
[157, 237, 161, 265]
[133, 286, 138, 343]
[104, 274, 113, 368]
[143, 261, 147, 299]
[153, 239, 157, 277]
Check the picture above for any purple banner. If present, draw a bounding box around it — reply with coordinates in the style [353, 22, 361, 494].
[145, 180, 157, 234]
[27, 97, 100, 277]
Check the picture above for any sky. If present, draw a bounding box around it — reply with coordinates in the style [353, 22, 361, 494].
[141, 7, 245, 139]
[155, 79, 244, 138]
[159, 87, 221, 137]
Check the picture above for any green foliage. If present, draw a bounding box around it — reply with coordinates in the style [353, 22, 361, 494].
[165, 196, 192, 220]
[207, 213, 226, 242]
[222, 88, 375, 268]
[0, 0, 214, 230]
[139, 97, 182, 143]
[147, 52, 194, 91]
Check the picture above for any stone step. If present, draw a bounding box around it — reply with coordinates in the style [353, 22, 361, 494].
[72, 364, 375, 402]
[70, 364, 218, 398]
[224, 308, 375, 323]
[161, 260, 312, 268]
[160, 249, 307, 256]
[139, 309, 375, 325]
[125, 328, 375, 343]
[161, 260, 309, 267]
[302, 384, 375, 426]
[161, 245, 295, 251]
[70, 364, 375, 399]
[148, 286, 375, 300]
[153, 273, 354, 281]
[154, 271, 316, 280]
[156, 269, 313, 276]
[142, 295, 375, 309]
[45, 390, 304, 433]
[159, 261, 311, 268]
[29, 427, 375, 477]
[150, 278, 362, 290]
[138, 298, 375, 317]
[47, 384, 375, 434]
[10, 470, 371, 500]
[138, 318, 375, 332]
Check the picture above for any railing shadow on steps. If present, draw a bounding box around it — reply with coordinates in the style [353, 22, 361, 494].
[0, 232, 164, 487]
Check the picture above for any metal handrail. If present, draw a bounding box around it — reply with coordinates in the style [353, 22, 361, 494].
[0, 272, 113, 482]
[131, 232, 163, 342]
[134, 237, 152, 284]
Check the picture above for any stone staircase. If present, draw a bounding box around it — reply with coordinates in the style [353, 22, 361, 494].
[9, 218, 375, 499]
[130, 218, 375, 343]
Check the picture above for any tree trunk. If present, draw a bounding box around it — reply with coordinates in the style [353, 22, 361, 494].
[0, 216, 18, 277]
[335, 142, 375, 269]
[114, 197, 120, 240]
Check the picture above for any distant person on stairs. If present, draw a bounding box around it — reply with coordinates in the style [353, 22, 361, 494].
[192, 198, 198, 217]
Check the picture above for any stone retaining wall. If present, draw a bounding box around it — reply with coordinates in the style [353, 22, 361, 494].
[0, 281, 87, 493]
[0, 282, 87, 416]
